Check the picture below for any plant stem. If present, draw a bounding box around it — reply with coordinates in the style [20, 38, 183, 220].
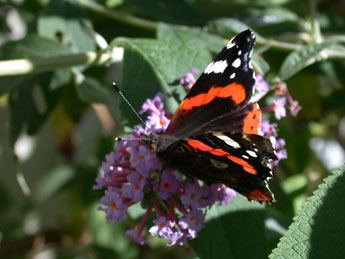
[0, 51, 100, 76]
[77, 0, 157, 31]
[256, 37, 302, 52]
[309, 0, 322, 43]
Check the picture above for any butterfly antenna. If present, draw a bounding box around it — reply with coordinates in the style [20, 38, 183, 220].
[112, 82, 151, 135]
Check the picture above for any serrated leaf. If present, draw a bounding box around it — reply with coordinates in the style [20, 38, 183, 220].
[157, 24, 270, 76]
[38, 0, 95, 52]
[157, 23, 225, 53]
[119, 38, 210, 126]
[189, 195, 267, 259]
[279, 40, 337, 80]
[270, 164, 345, 259]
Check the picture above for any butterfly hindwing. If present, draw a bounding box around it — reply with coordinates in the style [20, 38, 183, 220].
[166, 29, 257, 137]
[157, 132, 277, 202]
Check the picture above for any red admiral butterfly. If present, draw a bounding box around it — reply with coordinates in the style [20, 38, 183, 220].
[142, 29, 277, 203]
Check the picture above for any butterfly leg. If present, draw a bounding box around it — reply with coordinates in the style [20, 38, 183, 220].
[157, 167, 165, 191]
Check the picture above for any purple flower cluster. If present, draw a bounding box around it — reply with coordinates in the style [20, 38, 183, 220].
[258, 78, 302, 120]
[260, 120, 287, 165]
[94, 70, 300, 246]
[94, 90, 236, 246]
[254, 75, 301, 165]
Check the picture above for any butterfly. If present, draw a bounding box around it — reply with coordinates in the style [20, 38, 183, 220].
[142, 29, 277, 203]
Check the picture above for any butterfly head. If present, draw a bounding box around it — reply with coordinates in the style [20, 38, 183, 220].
[142, 133, 178, 153]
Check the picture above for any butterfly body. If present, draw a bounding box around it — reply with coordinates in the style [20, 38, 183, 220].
[143, 29, 277, 203]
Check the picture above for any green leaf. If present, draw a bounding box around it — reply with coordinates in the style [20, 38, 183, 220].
[38, 0, 95, 52]
[75, 77, 112, 105]
[252, 53, 270, 75]
[34, 165, 76, 203]
[0, 36, 72, 144]
[208, 18, 250, 36]
[0, 34, 73, 60]
[195, 0, 290, 6]
[73, 107, 102, 165]
[270, 164, 345, 259]
[246, 7, 299, 25]
[88, 203, 136, 257]
[119, 38, 210, 126]
[207, 18, 264, 44]
[0, 35, 72, 96]
[157, 23, 225, 53]
[157, 23, 270, 76]
[189, 195, 267, 259]
[0, 75, 31, 97]
[279, 40, 338, 80]
[8, 71, 65, 146]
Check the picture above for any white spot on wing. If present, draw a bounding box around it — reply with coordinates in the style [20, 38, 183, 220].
[230, 73, 235, 79]
[204, 60, 228, 74]
[226, 41, 235, 49]
[232, 58, 241, 68]
[247, 150, 258, 157]
[242, 155, 249, 159]
[238, 50, 242, 55]
[214, 134, 241, 149]
[249, 49, 254, 69]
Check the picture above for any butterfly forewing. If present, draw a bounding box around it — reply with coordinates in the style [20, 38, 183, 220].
[166, 29, 257, 137]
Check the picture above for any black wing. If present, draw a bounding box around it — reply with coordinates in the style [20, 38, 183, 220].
[157, 132, 277, 202]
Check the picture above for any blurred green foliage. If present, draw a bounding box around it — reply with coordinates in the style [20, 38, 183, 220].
[0, 0, 344, 258]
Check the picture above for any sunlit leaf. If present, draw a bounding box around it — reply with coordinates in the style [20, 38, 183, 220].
[270, 164, 345, 258]
[279, 40, 338, 80]
[38, 0, 95, 52]
[157, 23, 225, 53]
[118, 38, 210, 126]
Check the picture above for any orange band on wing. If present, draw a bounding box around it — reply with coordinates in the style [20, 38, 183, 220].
[226, 155, 257, 175]
[247, 189, 274, 202]
[243, 103, 261, 134]
[181, 83, 246, 111]
[187, 139, 257, 175]
[187, 140, 230, 156]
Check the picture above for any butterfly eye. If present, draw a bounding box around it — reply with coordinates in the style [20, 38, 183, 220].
[177, 146, 184, 152]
